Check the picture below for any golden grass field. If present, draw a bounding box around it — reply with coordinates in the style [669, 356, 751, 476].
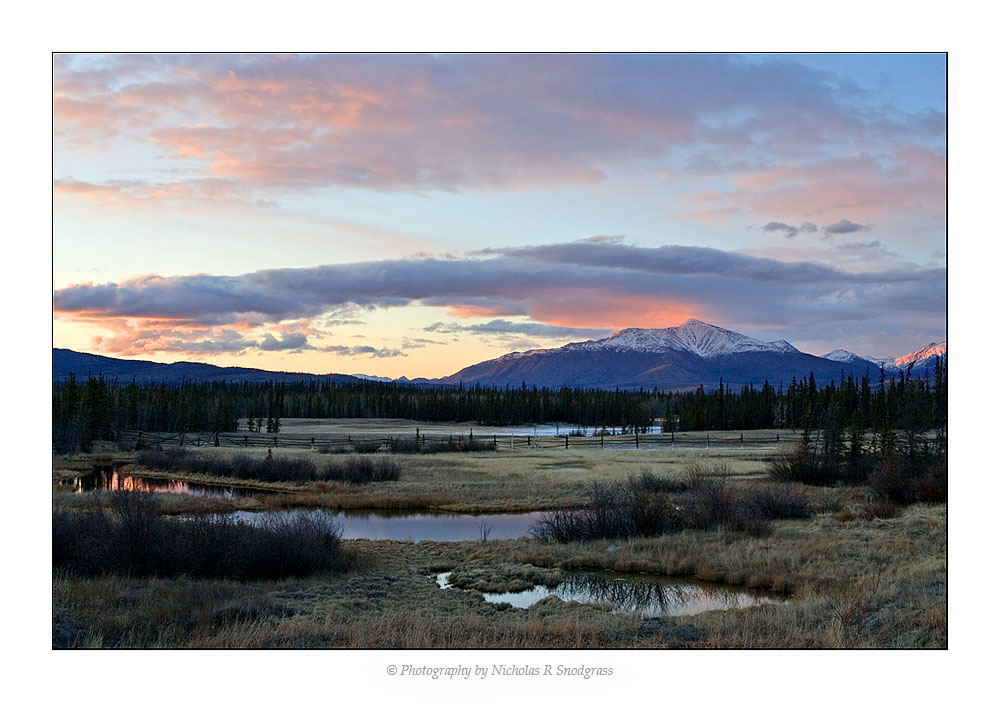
[52, 420, 946, 649]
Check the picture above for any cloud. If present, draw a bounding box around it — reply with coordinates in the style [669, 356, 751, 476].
[677, 149, 944, 224]
[54, 178, 277, 211]
[258, 333, 309, 351]
[317, 344, 404, 358]
[761, 221, 818, 239]
[54, 53, 943, 197]
[54, 241, 945, 355]
[86, 324, 301, 356]
[823, 219, 872, 237]
[424, 319, 612, 340]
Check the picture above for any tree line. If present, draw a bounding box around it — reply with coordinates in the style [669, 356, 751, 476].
[52, 359, 945, 453]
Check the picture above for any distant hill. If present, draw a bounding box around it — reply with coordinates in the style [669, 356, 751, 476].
[52, 348, 364, 385]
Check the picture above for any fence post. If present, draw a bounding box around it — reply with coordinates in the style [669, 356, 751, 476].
[565, 434, 569, 449]
[600, 433, 604, 449]
[706, 433, 710, 448]
[635, 432, 639, 449]
[494, 434, 497, 448]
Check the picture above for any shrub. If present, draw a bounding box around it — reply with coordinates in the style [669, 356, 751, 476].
[533, 464, 812, 542]
[531, 474, 683, 542]
[385, 436, 498, 454]
[388, 437, 422, 454]
[633, 468, 687, 494]
[866, 452, 948, 506]
[136, 448, 323, 482]
[741, 484, 810, 520]
[321, 456, 401, 484]
[352, 440, 383, 454]
[768, 441, 840, 486]
[53, 492, 347, 580]
[912, 460, 947, 503]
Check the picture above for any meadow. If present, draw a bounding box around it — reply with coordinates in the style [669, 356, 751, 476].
[52, 419, 946, 649]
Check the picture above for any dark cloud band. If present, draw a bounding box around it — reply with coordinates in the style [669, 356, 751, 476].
[54, 241, 945, 348]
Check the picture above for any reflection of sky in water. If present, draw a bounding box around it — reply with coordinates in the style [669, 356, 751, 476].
[59, 469, 245, 498]
[437, 572, 777, 617]
[231, 509, 546, 541]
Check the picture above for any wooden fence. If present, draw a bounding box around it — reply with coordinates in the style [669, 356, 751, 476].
[118, 429, 791, 452]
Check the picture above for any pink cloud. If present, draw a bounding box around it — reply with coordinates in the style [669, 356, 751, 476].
[676, 149, 944, 223]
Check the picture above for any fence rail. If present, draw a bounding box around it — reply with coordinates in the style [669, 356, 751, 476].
[118, 428, 794, 452]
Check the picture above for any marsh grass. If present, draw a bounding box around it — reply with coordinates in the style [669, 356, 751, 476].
[446, 563, 563, 593]
[53, 505, 945, 648]
[101, 441, 777, 514]
[52, 431, 944, 649]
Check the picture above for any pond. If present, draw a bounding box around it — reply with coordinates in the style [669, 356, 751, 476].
[56, 467, 260, 498]
[435, 570, 779, 617]
[230, 508, 548, 541]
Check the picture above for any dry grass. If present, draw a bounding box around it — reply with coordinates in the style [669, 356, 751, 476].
[56, 442, 783, 514]
[53, 504, 945, 649]
[51, 423, 944, 649]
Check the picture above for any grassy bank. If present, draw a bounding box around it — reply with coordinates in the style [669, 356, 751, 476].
[51, 426, 945, 649]
[55, 444, 779, 514]
[53, 502, 945, 648]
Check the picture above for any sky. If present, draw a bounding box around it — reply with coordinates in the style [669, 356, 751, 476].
[52, 52, 946, 378]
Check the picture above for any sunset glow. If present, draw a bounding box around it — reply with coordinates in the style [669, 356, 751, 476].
[53, 53, 946, 377]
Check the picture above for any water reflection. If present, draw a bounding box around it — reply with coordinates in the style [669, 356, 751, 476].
[57, 467, 251, 498]
[232, 509, 546, 541]
[437, 570, 777, 617]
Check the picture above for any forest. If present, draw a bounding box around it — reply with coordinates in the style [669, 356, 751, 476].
[52, 358, 946, 453]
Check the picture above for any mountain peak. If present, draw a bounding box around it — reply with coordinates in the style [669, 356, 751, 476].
[589, 319, 800, 358]
[894, 341, 947, 368]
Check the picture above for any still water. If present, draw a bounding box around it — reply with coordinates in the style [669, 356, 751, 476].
[230, 508, 547, 541]
[435, 570, 778, 617]
[57, 468, 259, 498]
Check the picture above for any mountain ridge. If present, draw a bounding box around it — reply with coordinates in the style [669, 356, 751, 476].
[438, 320, 946, 390]
[53, 321, 946, 391]
[52, 348, 364, 386]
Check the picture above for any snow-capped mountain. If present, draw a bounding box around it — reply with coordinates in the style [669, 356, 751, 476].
[822, 341, 947, 373]
[822, 349, 862, 363]
[440, 319, 946, 391]
[574, 319, 800, 358]
[893, 342, 947, 369]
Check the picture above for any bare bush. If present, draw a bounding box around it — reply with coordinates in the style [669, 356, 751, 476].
[53, 492, 347, 580]
[534, 463, 811, 542]
[321, 456, 401, 484]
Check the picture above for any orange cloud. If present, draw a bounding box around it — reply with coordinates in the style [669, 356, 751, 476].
[523, 290, 698, 330]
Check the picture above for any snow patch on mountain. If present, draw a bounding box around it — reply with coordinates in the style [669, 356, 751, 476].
[822, 349, 861, 363]
[576, 318, 800, 358]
